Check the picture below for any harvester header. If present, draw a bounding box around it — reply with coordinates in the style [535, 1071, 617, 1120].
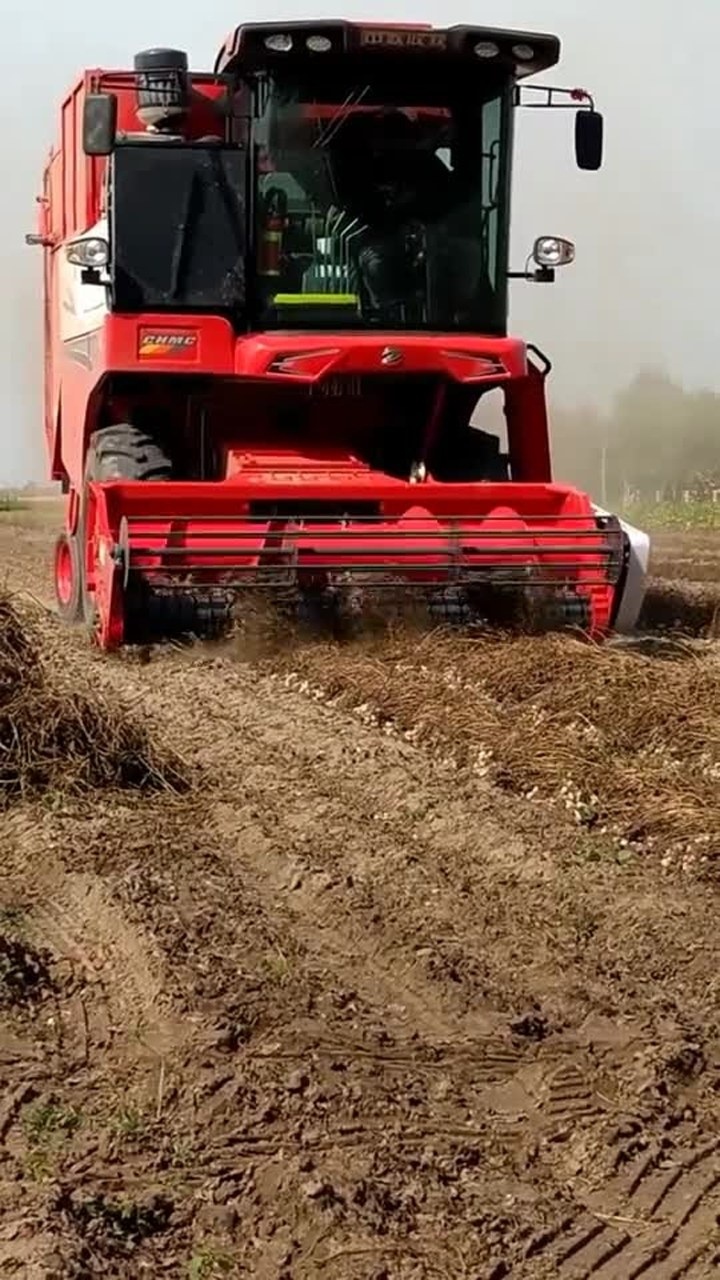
[28, 15, 648, 649]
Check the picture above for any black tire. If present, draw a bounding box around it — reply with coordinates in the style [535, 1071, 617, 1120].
[79, 422, 173, 632]
[87, 423, 174, 483]
[78, 422, 233, 645]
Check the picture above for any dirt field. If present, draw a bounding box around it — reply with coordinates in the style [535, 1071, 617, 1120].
[1, 505, 719, 1279]
[643, 530, 720, 633]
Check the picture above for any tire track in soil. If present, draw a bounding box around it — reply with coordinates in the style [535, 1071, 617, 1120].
[546, 1134, 720, 1278]
[1, 519, 720, 1275]
[69, 646, 720, 1274]
[97, 650, 591, 1046]
[0, 642, 598, 1271]
[1, 812, 185, 1067]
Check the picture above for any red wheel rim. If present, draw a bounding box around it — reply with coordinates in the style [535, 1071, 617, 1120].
[55, 536, 75, 606]
[83, 486, 97, 610]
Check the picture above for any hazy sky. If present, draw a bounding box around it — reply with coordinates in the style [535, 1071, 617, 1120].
[2, 0, 717, 482]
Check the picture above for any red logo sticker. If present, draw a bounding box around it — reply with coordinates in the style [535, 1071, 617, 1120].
[138, 330, 199, 360]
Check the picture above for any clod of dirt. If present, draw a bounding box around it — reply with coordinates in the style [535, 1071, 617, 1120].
[204, 1021, 251, 1053]
[0, 934, 53, 1007]
[54, 1187, 174, 1250]
[286, 1069, 310, 1094]
[0, 594, 188, 802]
[302, 1178, 342, 1207]
[511, 1012, 551, 1041]
[40, 1252, 66, 1280]
[195, 1203, 238, 1233]
[665, 1042, 706, 1081]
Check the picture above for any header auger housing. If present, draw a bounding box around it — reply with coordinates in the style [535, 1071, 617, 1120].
[30, 17, 649, 649]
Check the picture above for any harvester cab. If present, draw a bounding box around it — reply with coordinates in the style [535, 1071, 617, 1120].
[29, 20, 649, 648]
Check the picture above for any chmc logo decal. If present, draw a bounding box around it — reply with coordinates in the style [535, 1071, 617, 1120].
[138, 330, 199, 360]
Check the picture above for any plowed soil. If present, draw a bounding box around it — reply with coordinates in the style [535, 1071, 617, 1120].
[643, 530, 720, 633]
[1, 505, 719, 1279]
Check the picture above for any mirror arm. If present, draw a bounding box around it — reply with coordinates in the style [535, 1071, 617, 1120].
[508, 267, 556, 283]
[515, 84, 596, 111]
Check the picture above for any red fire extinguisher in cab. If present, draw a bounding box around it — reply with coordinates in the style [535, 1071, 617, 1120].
[258, 186, 288, 278]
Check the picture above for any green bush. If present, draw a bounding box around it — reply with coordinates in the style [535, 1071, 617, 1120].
[621, 501, 720, 532]
[0, 491, 23, 513]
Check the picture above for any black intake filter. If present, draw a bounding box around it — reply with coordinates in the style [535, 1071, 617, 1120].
[134, 48, 189, 130]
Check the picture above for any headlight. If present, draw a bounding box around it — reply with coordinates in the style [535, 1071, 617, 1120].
[66, 237, 109, 268]
[533, 236, 575, 268]
[264, 33, 293, 52]
[474, 41, 499, 58]
[512, 43, 535, 61]
[306, 34, 332, 52]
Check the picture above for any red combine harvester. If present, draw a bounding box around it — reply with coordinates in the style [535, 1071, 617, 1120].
[28, 19, 649, 648]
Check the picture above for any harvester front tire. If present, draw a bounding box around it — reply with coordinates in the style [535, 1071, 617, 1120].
[54, 532, 83, 623]
[87, 423, 174, 484]
[80, 423, 173, 634]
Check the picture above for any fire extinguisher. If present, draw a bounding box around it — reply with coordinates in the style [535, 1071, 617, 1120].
[258, 186, 288, 278]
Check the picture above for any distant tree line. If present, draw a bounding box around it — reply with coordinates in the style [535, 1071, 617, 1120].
[549, 368, 720, 505]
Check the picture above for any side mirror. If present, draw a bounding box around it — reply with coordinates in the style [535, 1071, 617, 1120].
[533, 236, 575, 268]
[83, 93, 118, 156]
[575, 109, 603, 171]
[507, 236, 575, 284]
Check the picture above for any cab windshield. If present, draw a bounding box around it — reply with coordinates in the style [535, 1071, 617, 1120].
[252, 63, 512, 333]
